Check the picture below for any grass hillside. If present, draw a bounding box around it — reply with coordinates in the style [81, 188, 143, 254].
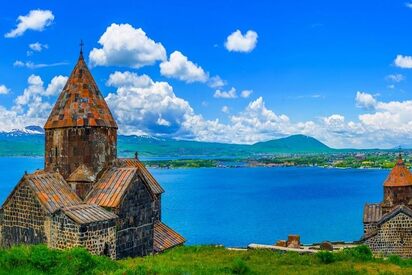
[0, 133, 333, 158]
[1, 244, 412, 274]
[251, 134, 332, 154]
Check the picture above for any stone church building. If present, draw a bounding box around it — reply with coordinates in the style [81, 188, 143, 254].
[0, 51, 185, 259]
[362, 154, 412, 257]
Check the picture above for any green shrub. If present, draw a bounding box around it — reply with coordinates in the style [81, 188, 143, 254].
[58, 247, 97, 274]
[231, 257, 250, 274]
[335, 245, 373, 262]
[30, 245, 59, 272]
[317, 251, 335, 264]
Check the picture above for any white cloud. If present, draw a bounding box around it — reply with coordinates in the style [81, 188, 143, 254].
[13, 60, 67, 69]
[221, 105, 230, 113]
[106, 71, 152, 88]
[160, 51, 208, 83]
[105, 71, 194, 135]
[208, 75, 225, 88]
[45, 75, 68, 96]
[15, 75, 66, 106]
[225, 30, 258, 53]
[89, 23, 166, 68]
[0, 85, 10, 95]
[0, 74, 67, 132]
[240, 89, 253, 98]
[214, 87, 237, 99]
[355, 91, 377, 109]
[406, 2, 412, 8]
[394, 55, 412, 68]
[386, 74, 404, 82]
[5, 10, 54, 38]
[28, 42, 48, 53]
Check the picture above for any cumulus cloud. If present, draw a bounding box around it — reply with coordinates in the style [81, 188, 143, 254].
[394, 55, 412, 68]
[5, 10, 54, 38]
[45, 75, 68, 96]
[105, 71, 194, 135]
[240, 90, 253, 98]
[0, 85, 10, 95]
[89, 23, 166, 68]
[208, 75, 225, 88]
[225, 30, 258, 53]
[214, 87, 237, 98]
[355, 91, 377, 109]
[160, 51, 208, 83]
[0, 75, 66, 132]
[14, 75, 66, 107]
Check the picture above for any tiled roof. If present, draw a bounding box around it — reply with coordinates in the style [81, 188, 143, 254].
[85, 167, 137, 208]
[44, 53, 117, 129]
[67, 164, 95, 182]
[363, 203, 382, 223]
[384, 156, 412, 187]
[60, 204, 118, 224]
[118, 158, 164, 195]
[154, 221, 185, 253]
[25, 170, 82, 213]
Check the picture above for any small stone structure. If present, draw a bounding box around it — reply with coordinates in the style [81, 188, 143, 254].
[361, 155, 412, 257]
[0, 50, 185, 258]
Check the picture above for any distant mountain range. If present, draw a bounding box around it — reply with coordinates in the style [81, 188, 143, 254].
[0, 127, 337, 158]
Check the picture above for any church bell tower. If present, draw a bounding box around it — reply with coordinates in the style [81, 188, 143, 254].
[44, 48, 118, 180]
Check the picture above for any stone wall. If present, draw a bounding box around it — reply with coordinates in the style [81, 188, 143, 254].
[382, 186, 412, 214]
[50, 211, 117, 259]
[0, 183, 47, 247]
[115, 175, 154, 258]
[49, 211, 80, 249]
[364, 212, 412, 257]
[363, 223, 377, 235]
[45, 127, 117, 179]
[153, 194, 161, 222]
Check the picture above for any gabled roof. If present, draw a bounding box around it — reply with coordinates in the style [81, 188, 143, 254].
[59, 204, 118, 224]
[153, 221, 185, 253]
[118, 158, 164, 195]
[67, 164, 95, 182]
[363, 203, 382, 223]
[44, 53, 117, 129]
[376, 205, 412, 226]
[384, 156, 412, 187]
[362, 205, 412, 241]
[2, 170, 82, 213]
[85, 167, 138, 208]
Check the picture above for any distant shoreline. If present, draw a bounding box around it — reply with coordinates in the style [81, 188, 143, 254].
[0, 155, 399, 170]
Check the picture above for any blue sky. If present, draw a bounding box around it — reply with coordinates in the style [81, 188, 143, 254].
[1, 1, 412, 148]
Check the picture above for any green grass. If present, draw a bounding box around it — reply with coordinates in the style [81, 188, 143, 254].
[1, 245, 412, 274]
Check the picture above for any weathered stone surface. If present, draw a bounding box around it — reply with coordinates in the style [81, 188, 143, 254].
[45, 127, 117, 180]
[287, 235, 300, 248]
[50, 211, 116, 259]
[114, 175, 154, 258]
[364, 212, 412, 257]
[320, 241, 333, 251]
[276, 240, 287, 247]
[1, 183, 47, 247]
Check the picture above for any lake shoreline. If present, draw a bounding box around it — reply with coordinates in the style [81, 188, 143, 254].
[0, 155, 394, 170]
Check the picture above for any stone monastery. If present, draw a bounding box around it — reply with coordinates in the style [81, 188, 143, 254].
[362, 154, 412, 257]
[0, 50, 185, 259]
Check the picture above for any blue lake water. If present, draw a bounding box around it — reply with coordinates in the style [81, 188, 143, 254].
[0, 157, 387, 247]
